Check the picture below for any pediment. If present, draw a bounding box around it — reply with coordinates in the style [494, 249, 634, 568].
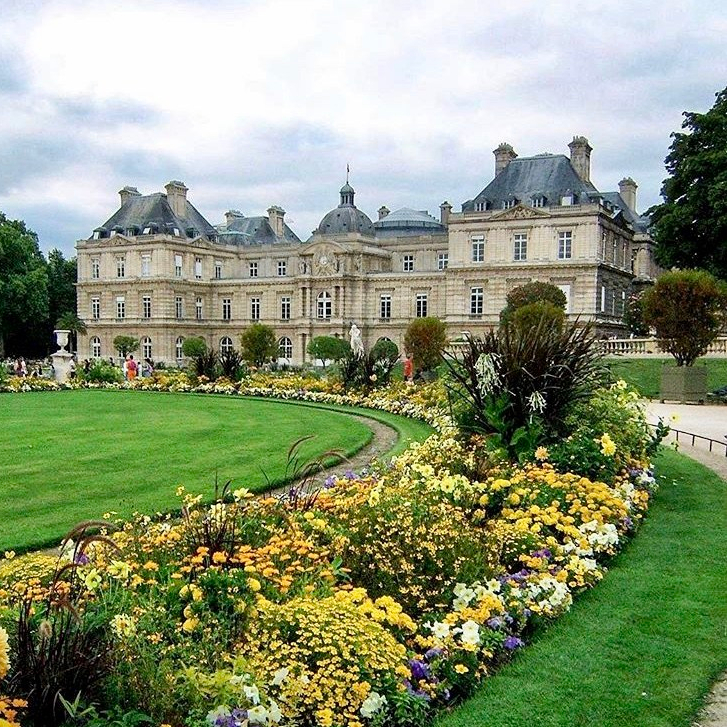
[490, 204, 551, 221]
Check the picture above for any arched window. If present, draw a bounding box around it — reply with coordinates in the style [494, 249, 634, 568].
[317, 291, 332, 320]
[90, 336, 101, 359]
[220, 336, 233, 354]
[176, 336, 184, 361]
[141, 336, 152, 360]
[278, 337, 293, 361]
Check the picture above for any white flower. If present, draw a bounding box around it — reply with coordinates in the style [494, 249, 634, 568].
[267, 699, 283, 723]
[206, 706, 231, 724]
[270, 667, 289, 686]
[429, 621, 450, 640]
[458, 619, 480, 646]
[247, 705, 269, 724]
[360, 691, 387, 718]
[475, 353, 501, 395]
[527, 390, 547, 414]
[244, 684, 261, 705]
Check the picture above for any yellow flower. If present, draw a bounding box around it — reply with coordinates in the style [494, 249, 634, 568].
[454, 664, 469, 674]
[0, 625, 9, 678]
[182, 617, 199, 633]
[599, 433, 616, 457]
[248, 578, 262, 592]
[534, 446, 549, 461]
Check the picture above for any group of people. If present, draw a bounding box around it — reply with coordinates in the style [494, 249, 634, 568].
[118, 355, 154, 380]
[7, 358, 46, 378]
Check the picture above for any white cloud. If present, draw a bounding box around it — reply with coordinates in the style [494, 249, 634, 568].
[0, 0, 726, 253]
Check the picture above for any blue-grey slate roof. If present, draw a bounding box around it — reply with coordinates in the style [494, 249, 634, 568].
[600, 192, 650, 233]
[462, 154, 598, 211]
[217, 216, 301, 246]
[373, 207, 446, 238]
[95, 193, 217, 239]
[316, 204, 375, 237]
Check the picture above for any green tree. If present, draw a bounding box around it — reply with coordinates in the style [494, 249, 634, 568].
[623, 290, 651, 336]
[0, 212, 49, 356]
[404, 317, 448, 374]
[649, 87, 727, 277]
[181, 337, 217, 378]
[642, 269, 727, 366]
[500, 281, 567, 326]
[509, 301, 565, 333]
[307, 335, 351, 368]
[181, 337, 208, 359]
[113, 335, 140, 358]
[47, 249, 77, 338]
[240, 324, 278, 367]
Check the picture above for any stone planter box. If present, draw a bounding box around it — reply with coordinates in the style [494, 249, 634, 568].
[660, 364, 708, 403]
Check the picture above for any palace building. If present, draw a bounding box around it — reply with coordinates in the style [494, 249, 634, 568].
[75, 136, 661, 365]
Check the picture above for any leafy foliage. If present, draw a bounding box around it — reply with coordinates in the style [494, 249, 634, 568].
[218, 348, 245, 381]
[112, 336, 139, 357]
[306, 336, 351, 368]
[500, 282, 567, 326]
[370, 339, 399, 361]
[79, 359, 123, 384]
[444, 318, 606, 457]
[181, 337, 207, 360]
[240, 324, 277, 367]
[403, 317, 447, 373]
[623, 290, 651, 336]
[509, 301, 565, 333]
[642, 269, 727, 366]
[649, 86, 727, 277]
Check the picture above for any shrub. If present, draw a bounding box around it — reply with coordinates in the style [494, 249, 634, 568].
[500, 282, 566, 326]
[182, 338, 217, 379]
[181, 337, 207, 360]
[623, 290, 651, 336]
[404, 317, 447, 374]
[240, 324, 278, 367]
[371, 339, 399, 361]
[80, 358, 123, 384]
[218, 348, 246, 381]
[642, 269, 727, 366]
[307, 336, 351, 368]
[112, 335, 139, 358]
[444, 318, 606, 458]
[509, 301, 565, 333]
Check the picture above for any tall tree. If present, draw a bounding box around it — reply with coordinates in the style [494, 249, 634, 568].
[47, 249, 77, 328]
[0, 213, 49, 357]
[649, 87, 727, 277]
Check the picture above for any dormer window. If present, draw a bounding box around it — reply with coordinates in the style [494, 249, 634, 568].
[186, 227, 198, 239]
[127, 226, 139, 236]
[92, 228, 107, 240]
[532, 196, 547, 208]
[561, 192, 574, 206]
[110, 226, 124, 237]
[173, 228, 180, 236]
[142, 223, 158, 235]
[474, 200, 490, 212]
[502, 198, 518, 209]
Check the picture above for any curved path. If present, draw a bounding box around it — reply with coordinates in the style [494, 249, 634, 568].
[646, 403, 727, 727]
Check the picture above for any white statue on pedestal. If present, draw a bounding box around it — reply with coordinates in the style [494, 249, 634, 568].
[349, 322, 364, 358]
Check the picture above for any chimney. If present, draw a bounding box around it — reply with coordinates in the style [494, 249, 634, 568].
[225, 209, 244, 227]
[440, 201, 452, 226]
[119, 185, 140, 206]
[618, 177, 638, 211]
[493, 143, 517, 176]
[378, 205, 390, 220]
[568, 136, 593, 183]
[267, 206, 286, 237]
[164, 180, 188, 217]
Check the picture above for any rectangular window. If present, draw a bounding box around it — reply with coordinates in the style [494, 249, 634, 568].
[214, 261, 222, 279]
[600, 285, 606, 312]
[91, 297, 100, 320]
[175, 296, 183, 319]
[471, 236, 485, 262]
[415, 293, 428, 318]
[470, 287, 484, 315]
[558, 231, 572, 260]
[380, 294, 391, 319]
[142, 296, 151, 319]
[251, 297, 261, 321]
[222, 298, 231, 321]
[437, 253, 448, 270]
[249, 261, 258, 278]
[116, 296, 125, 319]
[317, 293, 332, 320]
[513, 233, 528, 261]
[277, 260, 287, 276]
[194, 257, 202, 279]
[174, 253, 183, 278]
[91, 259, 100, 279]
[280, 296, 291, 320]
[116, 256, 125, 278]
[196, 297, 203, 320]
[403, 254, 414, 272]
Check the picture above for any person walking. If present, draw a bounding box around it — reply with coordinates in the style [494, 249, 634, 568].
[126, 355, 138, 380]
[403, 353, 414, 384]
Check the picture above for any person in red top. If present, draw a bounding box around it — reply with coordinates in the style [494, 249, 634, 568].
[126, 354, 138, 380]
[403, 353, 414, 383]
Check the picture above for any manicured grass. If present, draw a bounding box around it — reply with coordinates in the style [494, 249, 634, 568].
[605, 357, 727, 398]
[436, 448, 727, 727]
[0, 390, 388, 553]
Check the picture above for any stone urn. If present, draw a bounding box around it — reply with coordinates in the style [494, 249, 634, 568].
[55, 329, 71, 352]
[51, 329, 74, 382]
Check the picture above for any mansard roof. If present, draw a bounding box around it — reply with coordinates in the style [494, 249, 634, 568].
[95, 193, 217, 238]
[462, 154, 598, 211]
[217, 215, 301, 246]
[600, 192, 650, 233]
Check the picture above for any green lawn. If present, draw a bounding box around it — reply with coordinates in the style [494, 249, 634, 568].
[0, 390, 406, 553]
[605, 357, 727, 398]
[437, 448, 727, 727]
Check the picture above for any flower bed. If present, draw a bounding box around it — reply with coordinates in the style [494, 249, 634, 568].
[0, 374, 662, 727]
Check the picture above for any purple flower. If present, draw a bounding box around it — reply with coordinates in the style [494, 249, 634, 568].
[344, 469, 357, 480]
[323, 475, 336, 489]
[486, 616, 503, 630]
[424, 647, 443, 661]
[503, 636, 524, 650]
[74, 552, 90, 565]
[409, 658, 431, 681]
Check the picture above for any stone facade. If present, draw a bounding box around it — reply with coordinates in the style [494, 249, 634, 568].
[76, 137, 662, 365]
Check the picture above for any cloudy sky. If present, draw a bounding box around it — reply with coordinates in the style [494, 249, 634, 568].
[1, 0, 726, 257]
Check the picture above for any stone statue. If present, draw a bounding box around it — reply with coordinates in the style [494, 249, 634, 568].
[349, 322, 364, 358]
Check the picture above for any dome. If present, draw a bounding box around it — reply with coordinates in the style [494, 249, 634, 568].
[316, 205, 375, 236]
[315, 180, 375, 237]
[373, 207, 444, 230]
